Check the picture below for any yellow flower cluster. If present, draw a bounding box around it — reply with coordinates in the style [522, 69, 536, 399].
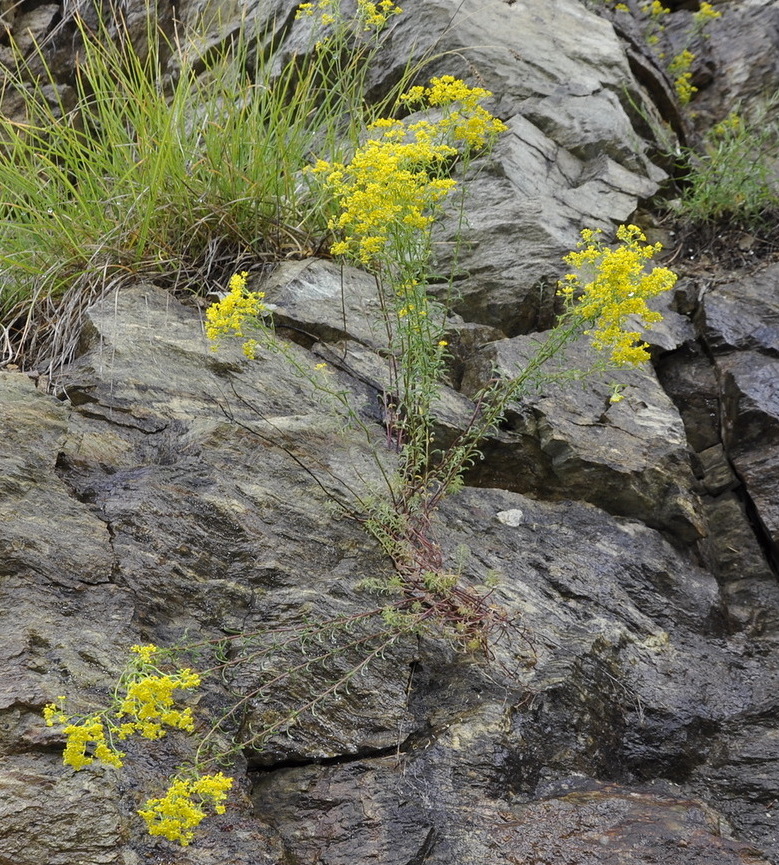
[693, 1, 721, 24]
[356, 0, 402, 30]
[138, 773, 233, 846]
[296, 0, 401, 30]
[312, 77, 505, 266]
[312, 138, 456, 264]
[43, 697, 68, 727]
[131, 643, 158, 663]
[44, 644, 202, 770]
[295, 0, 333, 22]
[45, 699, 125, 769]
[116, 669, 200, 740]
[560, 224, 676, 366]
[649, 1, 669, 17]
[43, 645, 228, 845]
[400, 75, 508, 149]
[712, 112, 743, 137]
[204, 271, 266, 342]
[668, 49, 697, 105]
[61, 717, 125, 770]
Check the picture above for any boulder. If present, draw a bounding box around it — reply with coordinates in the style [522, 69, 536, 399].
[460, 333, 705, 542]
[717, 351, 779, 555]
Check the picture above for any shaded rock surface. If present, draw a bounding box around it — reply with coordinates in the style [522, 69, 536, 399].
[1, 1, 779, 864]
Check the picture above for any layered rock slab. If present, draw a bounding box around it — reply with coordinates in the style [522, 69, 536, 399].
[4, 283, 779, 863]
[698, 264, 779, 560]
[460, 333, 705, 543]
[255, 484, 779, 864]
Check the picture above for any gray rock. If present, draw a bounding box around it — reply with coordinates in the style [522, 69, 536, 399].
[461, 334, 705, 542]
[718, 350, 779, 553]
[670, 1, 779, 126]
[3, 280, 779, 863]
[259, 259, 390, 350]
[700, 493, 779, 635]
[699, 264, 779, 355]
[173, 0, 669, 336]
[656, 347, 722, 453]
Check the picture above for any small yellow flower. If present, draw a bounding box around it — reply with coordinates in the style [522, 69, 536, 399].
[43, 698, 69, 727]
[311, 77, 504, 267]
[609, 383, 626, 403]
[62, 717, 124, 770]
[356, 0, 402, 30]
[668, 49, 695, 75]
[130, 644, 158, 663]
[116, 670, 200, 739]
[712, 113, 742, 137]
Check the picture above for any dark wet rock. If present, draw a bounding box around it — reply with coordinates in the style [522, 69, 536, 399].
[700, 493, 779, 635]
[253, 765, 772, 865]
[0, 755, 124, 865]
[671, 1, 779, 125]
[3, 276, 779, 863]
[697, 444, 739, 497]
[717, 350, 779, 554]
[249, 483, 779, 864]
[699, 265, 779, 355]
[656, 346, 722, 452]
[460, 334, 705, 542]
[3, 278, 770, 865]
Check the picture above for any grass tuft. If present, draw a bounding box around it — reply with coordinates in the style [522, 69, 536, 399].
[0, 8, 409, 373]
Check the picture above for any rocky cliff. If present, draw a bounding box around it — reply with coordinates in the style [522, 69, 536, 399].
[2, 1, 779, 864]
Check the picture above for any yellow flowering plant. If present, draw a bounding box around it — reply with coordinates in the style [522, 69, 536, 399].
[207, 90, 674, 635]
[297, 0, 402, 34]
[44, 645, 202, 756]
[306, 77, 507, 503]
[44, 643, 233, 844]
[678, 95, 779, 226]
[204, 4, 675, 634]
[46, 0, 681, 850]
[204, 271, 266, 346]
[594, 0, 721, 106]
[668, 49, 697, 106]
[559, 224, 674, 366]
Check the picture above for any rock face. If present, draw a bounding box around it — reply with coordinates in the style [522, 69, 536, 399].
[2, 1, 779, 865]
